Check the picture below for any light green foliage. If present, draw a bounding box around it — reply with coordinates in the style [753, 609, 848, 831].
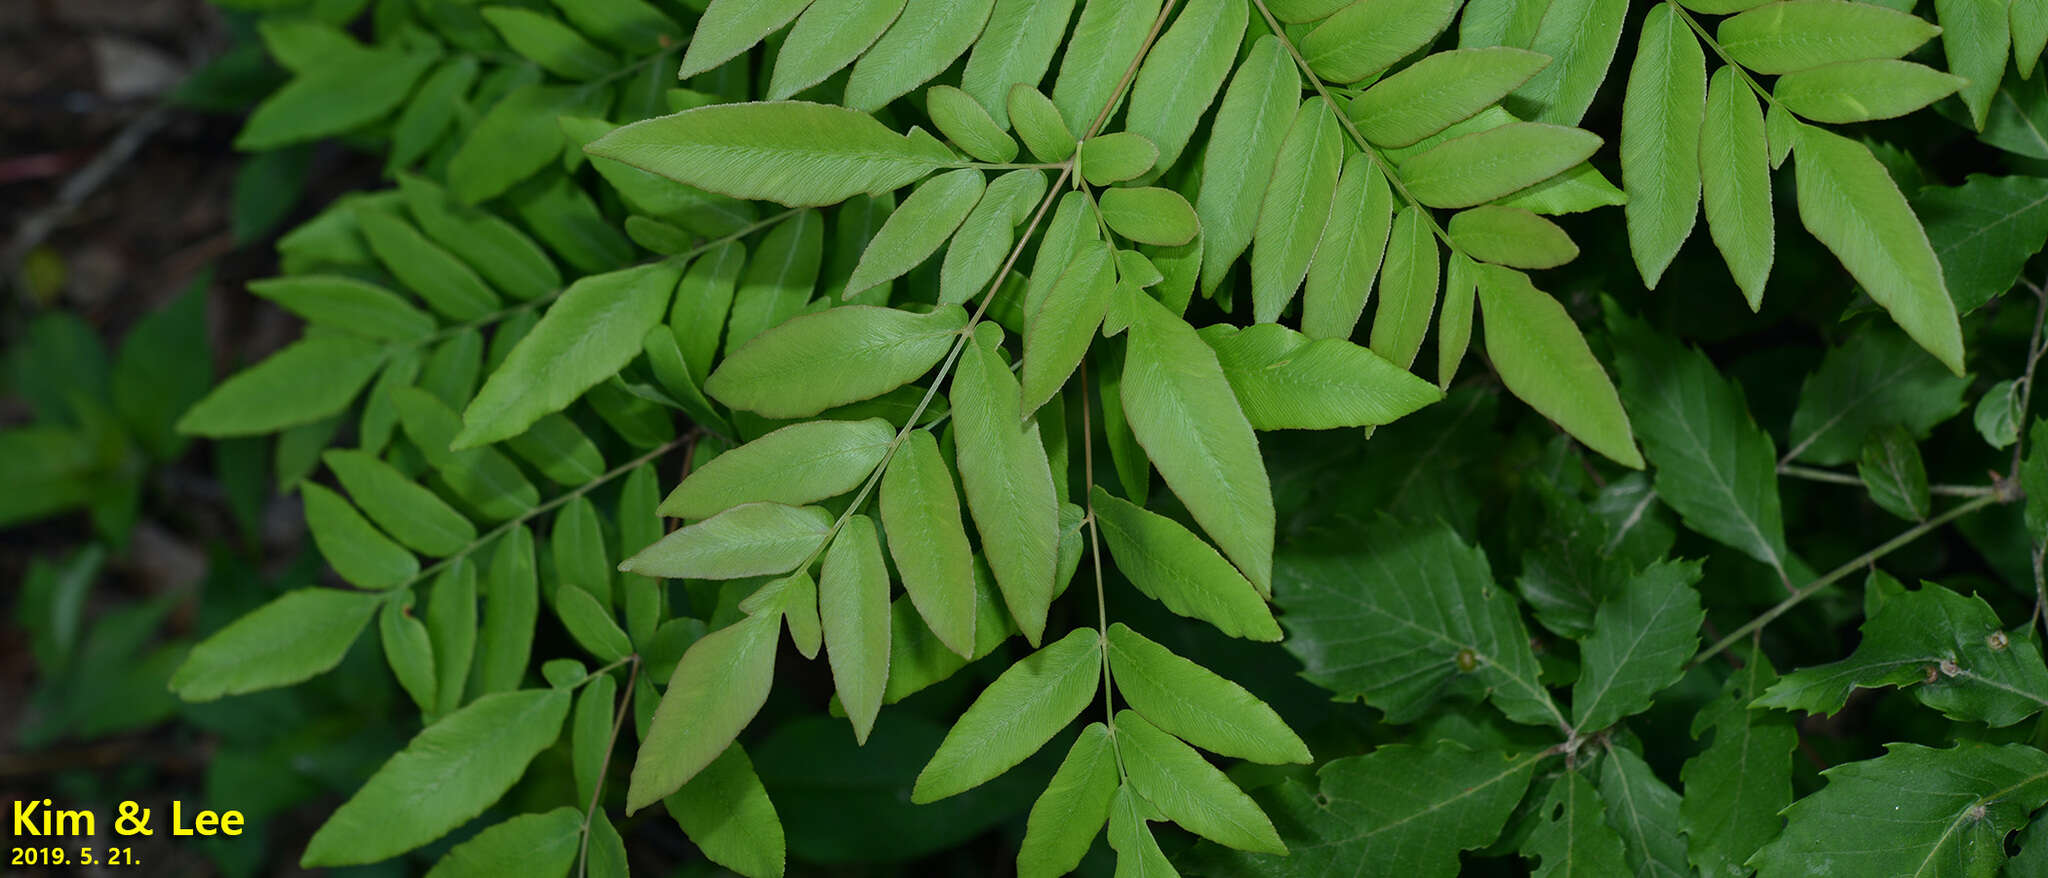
[1199, 324, 1441, 429]
[1106, 623, 1310, 763]
[879, 430, 977, 656]
[1351, 48, 1550, 148]
[954, 323, 1061, 645]
[660, 418, 895, 519]
[1793, 126, 1965, 376]
[589, 103, 954, 207]
[914, 628, 1099, 802]
[1018, 723, 1119, 878]
[421, 808, 584, 878]
[628, 610, 779, 811]
[1251, 98, 1342, 322]
[622, 502, 833, 580]
[665, 744, 787, 878]
[170, 589, 383, 701]
[1700, 67, 1773, 308]
[152, 0, 2048, 874]
[1620, 3, 1704, 288]
[457, 261, 682, 448]
[819, 515, 891, 742]
[1478, 266, 1642, 469]
[301, 689, 571, 866]
[1090, 487, 1280, 639]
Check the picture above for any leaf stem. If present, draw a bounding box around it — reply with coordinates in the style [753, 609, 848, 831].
[1777, 462, 1996, 498]
[2010, 279, 2048, 476]
[1667, 4, 1783, 111]
[576, 655, 641, 878]
[772, 0, 1183, 597]
[416, 208, 805, 348]
[1246, 0, 1474, 264]
[1079, 361, 1132, 782]
[381, 431, 698, 599]
[1692, 492, 2000, 666]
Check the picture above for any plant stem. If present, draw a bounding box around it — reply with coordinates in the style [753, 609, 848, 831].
[381, 431, 698, 599]
[1668, 4, 1783, 111]
[775, 0, 1183, 590]
[576, 656, 640, 878]
[1692, 493, 2000, 666]
[1777, 463, 1996, 498]
[1079, 362, 1132, 782]
[2010, 279, 2048, 476]
[418, 208, 803, 348]
[1247, 0, 1472, 263]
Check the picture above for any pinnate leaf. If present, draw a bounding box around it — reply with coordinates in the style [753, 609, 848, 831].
[621, 503, 833, 581]
[880, 430, 977, 657]
[1448, 205, 1579, 270]
[1121, 294, 1273, 593]
[768, 0, 906, 100]
[587, 102, 954, 208]
[1090, 487, 1280, 640]
[1301, 0, 1460, 84]
[820, 515, 891, 743]
[661, 418, 895, 520]
[1350, 48, 1550, 148]
[1115, 710, 1284, 854]
[171, 588, 383, 701]
[1718, 0, 1941, 74]
[1774, 59, 1963, 123]
[1402, 122, 1603, 209]
[456, 261, 681, 449]
[1795, 126, 1965, 375]
[1106, 623, 1309, 763]
[1200, 323, 1441, 430]
[421, 808, 582, 878]
[845, 169, 986, 298]
[706, 304, 968, 418]
[302, 688, 571, 866]
[1018, 723, 1119, 878]
[1098, 187, 1199, 247]
[1620, 3, 1704, 289]
[953, 324, 1061, 645]
[1478, 266, 1643, 469]
[913, 627, 1099, 802]
[177, 336, 385, 437]
[1700, 66, 1775, 309]
[664, 744, 787, 878]
[1196, 36, 1295, 293]
[302, 482, 417, 590]
[628, 611, 780, 811]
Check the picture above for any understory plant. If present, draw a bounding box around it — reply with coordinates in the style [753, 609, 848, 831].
[118, 0, 2048, 874]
